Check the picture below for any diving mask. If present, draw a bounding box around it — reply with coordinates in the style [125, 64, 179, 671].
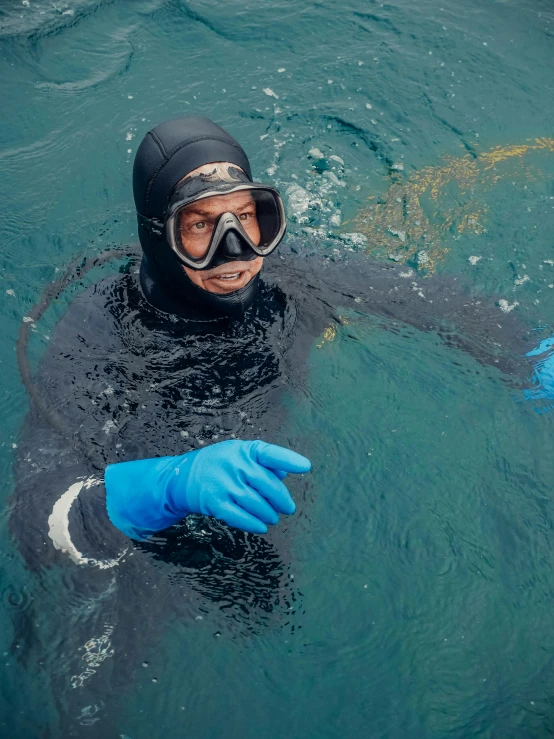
[139, 164, 286, 270]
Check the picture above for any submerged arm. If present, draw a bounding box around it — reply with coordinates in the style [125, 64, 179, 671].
[278, 252, 537, 385]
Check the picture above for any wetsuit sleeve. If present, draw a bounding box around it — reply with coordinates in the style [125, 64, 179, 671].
[10, 410, 129, 572]
[9, 275, 134, 572]
[282, 252, 533, 381]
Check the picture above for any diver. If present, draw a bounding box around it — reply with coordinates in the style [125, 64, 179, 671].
[105, 116, 315, 541]
[9, 115, 554, 738]
[17, 117, 317, 570]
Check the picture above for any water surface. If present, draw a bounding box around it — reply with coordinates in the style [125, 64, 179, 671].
[1, 0, 554, 736]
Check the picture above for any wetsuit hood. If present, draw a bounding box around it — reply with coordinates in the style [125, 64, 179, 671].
[133, 116, 259, 319]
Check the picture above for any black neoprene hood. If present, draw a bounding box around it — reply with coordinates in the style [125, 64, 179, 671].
[133, 116, 252, 221]
[133, 116, 261, 319]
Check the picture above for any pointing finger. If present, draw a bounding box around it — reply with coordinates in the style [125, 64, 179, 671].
[253, 442, 311, 474]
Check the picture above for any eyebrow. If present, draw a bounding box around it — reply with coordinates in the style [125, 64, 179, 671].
[181, 199, 255, 218]
[180, 207, 212, 218]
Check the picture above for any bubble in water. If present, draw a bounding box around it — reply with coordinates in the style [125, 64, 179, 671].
[308, 148, 325, 159]
[341, 233, 368, 247]
[286, 184, 311, 219]
[417, 251, 430, 266]
[498, 299, 519, 313]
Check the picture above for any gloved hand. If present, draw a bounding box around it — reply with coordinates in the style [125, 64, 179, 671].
[105, 439, 311, 540]
[524, 335, 554, 404]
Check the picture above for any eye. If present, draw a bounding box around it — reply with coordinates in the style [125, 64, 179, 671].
[193, 221, 206, 230]
[239, 211, 255, 221]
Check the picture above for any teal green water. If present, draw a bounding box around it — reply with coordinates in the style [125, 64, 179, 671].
[1, 0, 554, 736]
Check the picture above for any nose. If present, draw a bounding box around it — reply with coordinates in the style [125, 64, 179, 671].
[220, 230, 244, 259]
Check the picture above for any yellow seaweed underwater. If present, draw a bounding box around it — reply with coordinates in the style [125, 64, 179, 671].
[353, 137, 554, 272]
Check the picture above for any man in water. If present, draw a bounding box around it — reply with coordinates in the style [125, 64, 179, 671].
[10, 116, 554, 737]
[105, 120, 316, 541]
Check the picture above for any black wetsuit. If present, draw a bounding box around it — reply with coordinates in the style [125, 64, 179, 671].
[8, 243, 532, 738]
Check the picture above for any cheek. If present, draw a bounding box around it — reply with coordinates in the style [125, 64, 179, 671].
[247, 257, 264, 277]
[184, 242, 208, 258]
[247, 220, 261, 246]
[183, 266, 206, 289]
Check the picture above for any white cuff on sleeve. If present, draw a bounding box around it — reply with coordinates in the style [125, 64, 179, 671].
[47, 477, 128, 569]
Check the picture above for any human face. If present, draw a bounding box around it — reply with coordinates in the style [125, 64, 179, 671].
[180, 189, 264, 294]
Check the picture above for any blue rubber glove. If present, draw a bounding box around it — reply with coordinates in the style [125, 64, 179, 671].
[524, 335, 554, 404]
[105, 440, 311, 540]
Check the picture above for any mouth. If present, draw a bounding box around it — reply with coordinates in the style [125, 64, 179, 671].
[204, 262, 253, 293]
[203, 265, 254, 293]
[182, 257, 263, 295]
[214, 271, 242, 281]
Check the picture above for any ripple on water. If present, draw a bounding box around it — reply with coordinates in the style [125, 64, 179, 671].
[2, 583, 33, 614]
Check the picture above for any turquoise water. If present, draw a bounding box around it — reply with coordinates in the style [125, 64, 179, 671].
[1, 0, 554, 736]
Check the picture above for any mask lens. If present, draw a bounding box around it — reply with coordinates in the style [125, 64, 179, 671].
[249, 189, 283, 253]
[176, 201, 218, 262]
[170, 186, 284, 266]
